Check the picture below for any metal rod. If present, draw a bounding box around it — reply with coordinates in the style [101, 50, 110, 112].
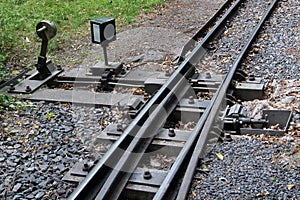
[102, 44, 109, 66]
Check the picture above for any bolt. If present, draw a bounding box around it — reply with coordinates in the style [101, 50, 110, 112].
[9, 84, 15, 91]
[117, 123, 123, 132]
[144, 93, 150, 101]
[249, 74, 255, 81]
[224, 133, 232, 142]
[56, 64, 62, 70]
[168, 128, 176, 137]
[83, 163, 90, 172]
[205, 72, 212, 79]
[188, 96, 194, 104]
[143, 171, 152, 180]
[165, 69, 171, 77]
[121, 68, 126, 75]
[207, 42, 215, 50]
[25, 85, 32, 93]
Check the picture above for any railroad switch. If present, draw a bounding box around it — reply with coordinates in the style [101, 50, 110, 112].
[223, 104, 268, 133]
[223, 104, 292, 135]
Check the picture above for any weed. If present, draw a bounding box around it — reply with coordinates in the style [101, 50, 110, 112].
[0, 94, 31, 111]
[45, 112, 55, 120]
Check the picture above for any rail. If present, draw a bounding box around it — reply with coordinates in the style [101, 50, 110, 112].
[68, 0, 279, 199]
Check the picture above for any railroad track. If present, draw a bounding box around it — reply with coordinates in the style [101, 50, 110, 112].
[61, 0, 282, 199]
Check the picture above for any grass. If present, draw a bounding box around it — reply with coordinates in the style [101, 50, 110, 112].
[0, 0, 164, 82]
[0, 93, 31, 111]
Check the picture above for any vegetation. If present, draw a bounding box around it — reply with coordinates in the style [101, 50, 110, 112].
[0, 94, 31, 111]
[0, 0, 164, 81]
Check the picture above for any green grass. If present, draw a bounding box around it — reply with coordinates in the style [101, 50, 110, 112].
[0, 93, 31, 111]
[0, 0, 164, 81]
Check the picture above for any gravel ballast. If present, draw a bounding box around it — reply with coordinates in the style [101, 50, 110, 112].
[189, 136, 299, 199]
[0, 0, 299, 199]
[0, 103, 119, 199]
[189, 0, 299, 199]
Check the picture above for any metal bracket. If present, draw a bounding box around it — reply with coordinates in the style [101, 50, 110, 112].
[240, 110, 292, 135]
[88, 61, 123, 77]
[189, 72, 223, 93]
[174, 99, 209, 122]
[8, 61, 63, 94]
[233, 74, 266, 101]
[234, 82, 265, 101]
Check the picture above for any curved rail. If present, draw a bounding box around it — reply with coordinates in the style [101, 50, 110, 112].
[175, 0, 279, 198]
[68, 0, 278, 199]
[178, 0, 234, 63]
[68, 0, 243, 199]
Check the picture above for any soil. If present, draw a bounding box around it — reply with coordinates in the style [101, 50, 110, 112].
[55, 0, 226, 69]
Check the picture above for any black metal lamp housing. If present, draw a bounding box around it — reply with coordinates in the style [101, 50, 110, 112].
[90, 17, 116, 45]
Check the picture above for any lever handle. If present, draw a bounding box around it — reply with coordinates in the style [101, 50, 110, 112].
[35, 20, 57, 77]
[36, 20, 57, 41]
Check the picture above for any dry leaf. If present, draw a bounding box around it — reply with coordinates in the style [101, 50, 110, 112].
[12, 70, 20, 76]
[33, 124, 39, 130]
[216, 153, 224, 160]
[287, 185, 294, 190]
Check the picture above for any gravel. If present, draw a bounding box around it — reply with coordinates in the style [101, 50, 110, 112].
[241, 0, 300, 80]
[0, 0, 299, 199]
[0, 102, 119, 199]
[189, 136, 299, 199]
[189, 0, 299, 199]
[197, 0, 271, 74]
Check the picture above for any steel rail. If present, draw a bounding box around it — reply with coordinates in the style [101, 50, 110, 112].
[154, 0, 244, 199]
[182, 0, 242, 68]
[95, 69, 193, 199]
[68, 0, 243, 199]
[68, 43, 196, 200]
[0, 70, 28, 89]
[53, 79, 145, 88]
[178, 0, 233, 63]
[69, 64, 194, 200]
[176, 0, 279, 199]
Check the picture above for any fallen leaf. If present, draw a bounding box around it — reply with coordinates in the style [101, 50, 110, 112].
[33, 124, 39, 130]
[287, 185, 294, 190]
[12, 70, 20, 76]
[216, 153, 224, 160]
